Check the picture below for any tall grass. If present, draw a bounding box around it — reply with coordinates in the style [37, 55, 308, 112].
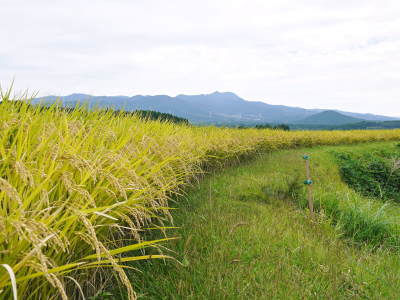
[1, 91, 400, 299]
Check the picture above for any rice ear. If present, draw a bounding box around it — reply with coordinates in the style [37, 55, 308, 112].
[0, 177, 23, 207]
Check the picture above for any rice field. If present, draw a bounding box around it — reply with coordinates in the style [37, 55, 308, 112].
[1, 95, 400, 299]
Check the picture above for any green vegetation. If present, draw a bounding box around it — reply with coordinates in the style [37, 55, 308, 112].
[118, 142, 400, 299]
[233, 123, 290, 130]
[255, 124, 290, 131]
[223, 119, 400, 132]
[131, 110, 189, 124]
[290, 120, 400, 131]
[335, 145, 400, 202]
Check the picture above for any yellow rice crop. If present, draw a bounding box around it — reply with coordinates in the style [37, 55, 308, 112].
[0, 96, 400, 299]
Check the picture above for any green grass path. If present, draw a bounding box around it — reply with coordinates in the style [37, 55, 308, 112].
[125, 142, 400, 299]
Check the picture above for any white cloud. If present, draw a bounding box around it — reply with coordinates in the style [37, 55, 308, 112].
[1, 0, 399, 116]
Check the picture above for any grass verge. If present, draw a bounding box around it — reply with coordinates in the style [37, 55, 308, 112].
[122, 142, 400, 299]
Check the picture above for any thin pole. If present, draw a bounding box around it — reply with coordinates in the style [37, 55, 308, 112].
[303, 155, 314, 215]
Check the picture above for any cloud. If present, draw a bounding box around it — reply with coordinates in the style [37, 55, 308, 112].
[1, 0, 399, 116]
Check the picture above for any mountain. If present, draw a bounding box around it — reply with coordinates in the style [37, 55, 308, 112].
[337, 111, 396, 121]
[295, 110, 364, 126]
[34, 92, 398, 125]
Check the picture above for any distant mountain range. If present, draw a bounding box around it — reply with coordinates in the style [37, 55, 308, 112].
[34, 92, 398, 126]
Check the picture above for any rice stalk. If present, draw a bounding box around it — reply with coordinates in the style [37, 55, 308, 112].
[0, 92, 400, 299]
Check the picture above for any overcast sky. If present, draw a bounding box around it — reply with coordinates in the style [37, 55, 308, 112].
[1, 0, 399, 116]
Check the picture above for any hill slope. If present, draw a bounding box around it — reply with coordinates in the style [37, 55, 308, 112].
[295, 110, 364, 125]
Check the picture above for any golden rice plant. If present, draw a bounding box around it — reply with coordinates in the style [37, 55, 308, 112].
[0, 89, 400, 299]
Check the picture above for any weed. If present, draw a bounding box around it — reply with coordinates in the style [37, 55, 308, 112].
[334, 147, 400, 202]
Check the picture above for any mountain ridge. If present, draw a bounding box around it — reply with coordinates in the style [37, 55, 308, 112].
[294, 110, 364, 126]
[34, 91, 398, 125]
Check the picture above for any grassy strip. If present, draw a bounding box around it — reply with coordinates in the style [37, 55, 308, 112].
[300, 143, 400, 249]
[121, 142, 400, 299]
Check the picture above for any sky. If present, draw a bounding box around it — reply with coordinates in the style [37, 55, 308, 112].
[1, 0, 400, 116]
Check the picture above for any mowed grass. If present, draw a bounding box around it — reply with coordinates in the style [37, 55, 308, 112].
[124, 142, 400, 299]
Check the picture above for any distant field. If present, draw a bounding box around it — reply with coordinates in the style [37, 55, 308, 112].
[1, 97, 400, 299]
